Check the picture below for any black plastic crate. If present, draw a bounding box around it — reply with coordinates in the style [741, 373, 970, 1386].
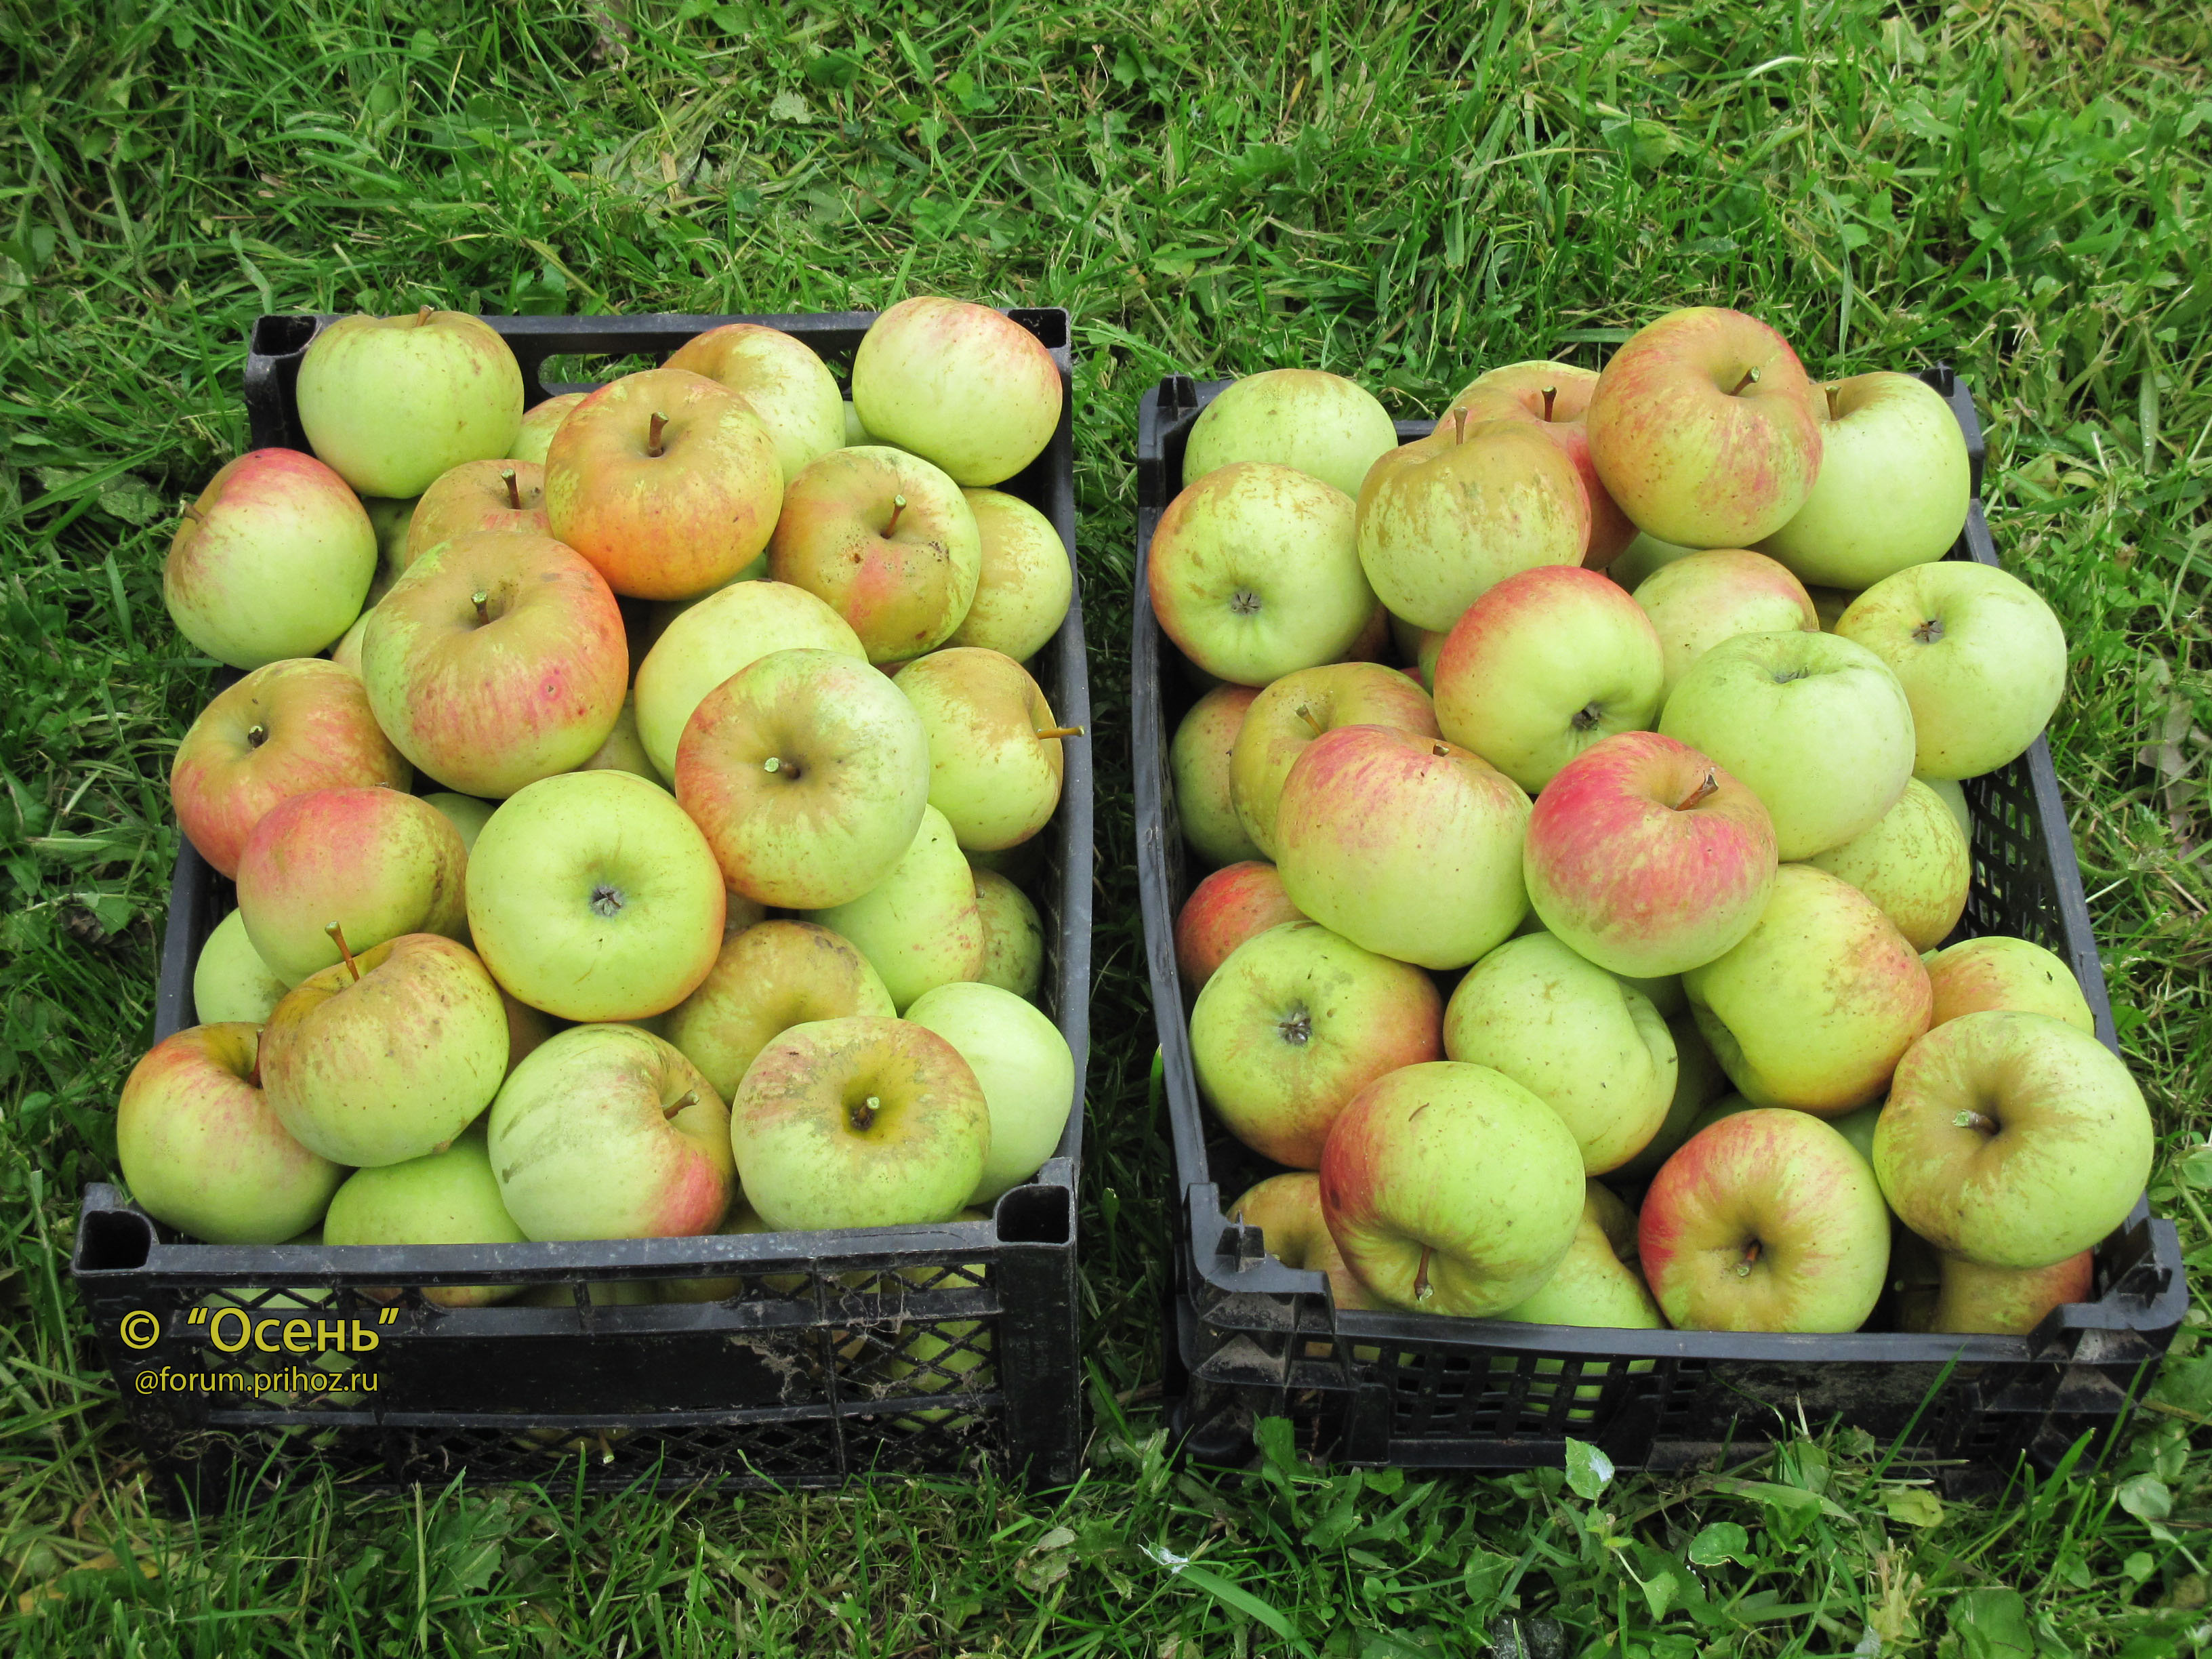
[1132, 366, 2186, 1480]
[75, 308, 1093, 1503]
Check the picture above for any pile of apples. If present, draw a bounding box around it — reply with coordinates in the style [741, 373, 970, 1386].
[1158, 306, 2150, 1340]
[123, 298, 1080, 1348]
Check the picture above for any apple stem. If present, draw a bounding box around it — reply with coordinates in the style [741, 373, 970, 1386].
[1412, 1245, 1435, 1304]
[180, 503, 203, 523]
[763, 756, 782, 774]
[1735, 1240, 1763, 1278]
[325, 922, 361, 983]
[472, 589, 491, 626]
[504, 468, 522, 511]
[1826, 385, 1839, 422]
[415, 306, 434, 325]
[1952, 1109, 1999, 1134]
[1035, 725, 1085, 740]
[1541, 385, 1557, 423]
[1732, 367, 1762, 396]
[647, 412, 668, 457]
[1452, 406, 1468, 445]
[849, 1094, 881, 1132]
[662, 1090, 697, 1122]
[1672, 771, 1719, 813]
[1294, 704, 1326, 737]
[886, 493, 907, 536]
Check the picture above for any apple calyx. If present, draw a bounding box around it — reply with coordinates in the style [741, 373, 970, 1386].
[848, 1094, 882, 1132]
[1731, 367, 1763, 396]
[1570, 700, 1605, 734]
[1276, 1006, 1311, 1047]
[1541, 385, 1558, 423]
[1913, 617, 1946, 644]
[662, 1089, 698, 1122]
[325, 920, 362, 983]
[1036, 724, 1086, 741]
[590, 882, 626, 918]
[1230, 589, 1262, 616]
[503, 468, 522, 511]
[885, 493, 908, 537]
[1672, 771, 1720, 813]
[646, 412, 669, 458]
[245, 722, 268, 750]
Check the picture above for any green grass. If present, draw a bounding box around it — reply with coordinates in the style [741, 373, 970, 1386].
[2, 0, 2210, 1652]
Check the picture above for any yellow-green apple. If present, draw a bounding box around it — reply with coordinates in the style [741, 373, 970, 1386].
[545, 366, 781, 600]
[260, 933, 508, 1166]
[512, 392, 586, 466]
[1658, 631, 1916, 860]
[634, 579, 864, 780]
[1275, 726, 1531, 970]
[1444, 362, 1637, 567]
[883, 1240, 997, 1429]
[973, 869, 1046, 1003]
[1584, 307, 1822, 548]
[423, 791, 494, 851]
[578, 693, 657, 779]
[663, 321, 845, 484]
[170, 657, 410, 878]
[363, 531, 628, 798]
[1631, 549, 1819, 701]
[907, 981, 1077, 1206]
[362, 495, 416, 600]
[768, 446, 983, 663]
[1925, 775, 1971, 838]
[236, 786, 469, 985]
[1623, 969, 1687, 1019]
[851, 298, 1063, 487]
[1873, 1010, 2151, 1269]
[662, 920, 896, 1101]
[1835, 562, 2067, 779]
[731, 1015, 990, 1229]
[1494, 1184, 1664, 1327]
[1924, 937, 2093, 1032]
[948, 488, 1072, 661]
[1828, 1103, 1884, 1168]
[1147, 462, 1373, 685]
[802, 805, 985, 1010]
[1684, 864, 1932, 1115]
[1611, 1010, 1727, 1182]
[1433, 565, 1665, 792]
[466, 769, 725, 1021]
[894, 648, 1067, 851]
[296, 309, 525, 497]
[1443, 932, 1677, 1174]
[321, 1122, 529, 1307]
[1806, 777, 1969, 950]
[1758, 373, 1972, 587]
[1916, 1250, 2096, 1336]
[1355, 416, 1589, 632]
[1175, 861, 1305, 991]
[1229, 662, 1438, 858]
[192, 908, 291, 1024]
[675, 647, 929, 909]
[1189, 920, 1441, 1168]
[330, 612, 371, 673]
[1638, 1108, 1889, 1332]
[1523, 733, 1776, 978]
[403, 459, 549, 562]
[1170, 684, 1263, 865]
[1319, 1061, 1585, 1315]
[489, 1023, 735, 1240]
[1227, 1171, 1378, 1311]
[1181, 369, 1397, 499]
[165, 449, 377, 669]
[116, 1023, 346, 1244]
[1608, 531, 1698, 591]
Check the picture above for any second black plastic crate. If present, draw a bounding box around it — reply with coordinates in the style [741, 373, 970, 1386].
[75, 308, 1093, 1503]
[1132, 367, 2186, 1477]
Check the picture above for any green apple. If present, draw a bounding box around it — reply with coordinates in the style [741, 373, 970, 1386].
[1432, 564, 1664, 792]
[1658, 630, 1917, 860]
[1319, 1060, 1586, 1316]
[1806, 777, 1969, 950]
[1227, 1170, 1378, 1311]
[948, 488, 1073, 662]
[1631, 548, 1819, 701]
[1147, 462, 1373, 686]
[1757, 372, 1972, 588]
[1921, 1249, 2095, 1336]
[1608, 531, 1698, 590]
[1830, 1100, 1884, 1166]
[731, 1015, 989, 1230]
[907, 981, 1077, 1206]
[1925, 936, 2094, 1032]
[1685, 865, 1931, 1115]
[489, 1024, 735, 1241]
[466, 769, 726, 1022]
[895, 648, 1067, 852]
[1229, 661, 1437, 858]
[362, 495, 417, 599]
[422, 792, 495, 853]
[663, 322, 845, 484]
[1835, 561, 2068, 779]
[663, 920, 896, 1101]
[1925, 775, 1971, 839]
[116, 1023, 346, 1244]
[404, 459, 549, 564]
[803, 805, 985, 1011]
[1638, 1107, 1888, 1332]
[634, 579, 863, 781]
[165, 448, 377, 669]
[1610, 1010, 1727, 1183]
[972, 868, 1046, 1003]
[192, 908, 291, 1025]
[1443, 932, 1677, 1174]
[260, 933, 509, 1166]
[1170, 684, 1263, 866]
[851, 298, 1063, 487]
[1873, 1010, 2151, 1269]
[577, 692, 657, 781]
[1495, 1184, 1664, 1328]
[322, 1122, 529, 1307]
[512, 392, 586, 466]
[1190, 920, 1441, 1168]
[1181, 369, 1397, 499]
[295, 309, 525, 498]
[330, 612, 371, 673]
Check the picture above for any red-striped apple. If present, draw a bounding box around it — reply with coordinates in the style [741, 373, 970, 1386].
[403, 459, 548, 563]
[1631, 548, 1818, 700]
[1443, 361, 1637, 567]
[1174, 861, 1305, 991]
[1924, 937, 2093, 1032]
[1229, 661, 1437, 857]
[852, 298, 1063, 487]
[1805, 777, 1969, 950]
